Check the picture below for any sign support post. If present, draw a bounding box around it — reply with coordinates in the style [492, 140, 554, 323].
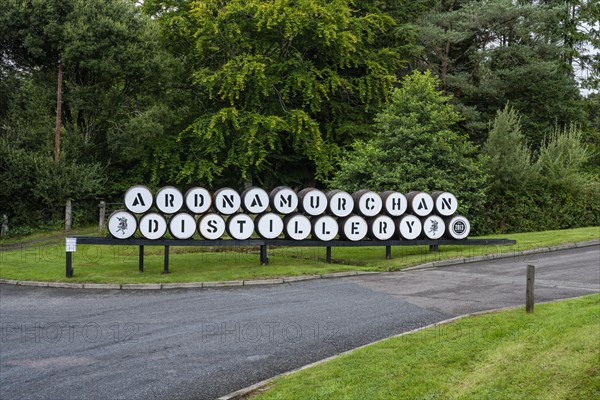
[65, 238, 76, 277]
[139, 245, 144, 272]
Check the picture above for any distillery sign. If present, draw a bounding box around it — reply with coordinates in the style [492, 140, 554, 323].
[107, 186, 471, 242]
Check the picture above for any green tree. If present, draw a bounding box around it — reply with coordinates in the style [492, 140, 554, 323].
[330, 71, 486, 225]
[147, 0, 406, 187]
[480, 106, 538, 232]
[0, 0, 178, 228]
[416, 0, 589, 145]
[481, 107, 599, 233]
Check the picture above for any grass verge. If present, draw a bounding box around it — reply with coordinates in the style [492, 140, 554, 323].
[253, 294, 600, 400]
[0, 226, 598, 284]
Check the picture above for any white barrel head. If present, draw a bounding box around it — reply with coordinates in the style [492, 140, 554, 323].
[155, 186, 184, 214]
[169, 213, 196, 239]
[397, 215, 422, 240]
[422, 215, 445, 240]
[255, 212, 284, 239]
[213, 188, 241, 215]
[139, 213, 168, 240]
[433, 191, 458, 216]
[124, 185, 153, 214]
[368, 215, 395, 240]
[326, 190, 354, 217]
[311, 215, 338, 241]
[226, 213, 254, 240]
[407, 191, 434, 217]
[283, 214, 311, 240]
[339, 215, 368, 241]
[353, 190, 382, 217]
[241, 187, 270, 214]
[270, 187, 298, 214]
[108, 210, 137, 239]
[298, 188, 328, 216]
[381, 191, 407, 217]
[198, 213, 226, 240]
[185, 187, 212, 214]
[445, 215, 470, 239]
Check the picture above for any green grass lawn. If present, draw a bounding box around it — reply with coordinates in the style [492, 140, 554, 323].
[0, 226, 598, 284]
[254, 294, 600, 400]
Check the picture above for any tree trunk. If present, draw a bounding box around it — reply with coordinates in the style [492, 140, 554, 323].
[54, 59, 63, 166]
[65, 198, 72, 232]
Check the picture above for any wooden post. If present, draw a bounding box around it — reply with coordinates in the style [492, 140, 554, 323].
[326, 246, 332, 263]
[65, 198, 72, 232]
[1, 214, 8, 237]
[526, 265, 535, 313]
[54, 59, 63, 166]
[385, 245, 392, 259]
[98, 201, 106, 232]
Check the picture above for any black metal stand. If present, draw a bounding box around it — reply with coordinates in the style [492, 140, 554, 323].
[260, 245, 268, 265]
[164, 246, 170, 273]
[66, 252, 73, 277]
[65, 237, 516, 277]
[139, 245, 144, 272]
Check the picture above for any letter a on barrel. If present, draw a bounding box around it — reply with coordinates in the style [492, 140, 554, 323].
[124, 185, 153, 214]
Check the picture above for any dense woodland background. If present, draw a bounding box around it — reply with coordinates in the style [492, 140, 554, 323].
[1, 0, 599, 235]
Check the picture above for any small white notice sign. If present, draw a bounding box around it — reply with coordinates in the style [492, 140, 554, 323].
[66, 238, 77, 252]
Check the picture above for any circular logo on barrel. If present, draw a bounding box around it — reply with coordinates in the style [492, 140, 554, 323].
[448, 216, 470, 239]
[284, 214, 311, 240]
[198, 213, 226, 240]
[124, 185, 153, 214]
[227, 214, 254, 240]
[185, 187, 211, 214]
[108, 210, 137, 239]
[169, 213, 196, 240]
[156, 186, 184, 214]
[422, 215, 445, 240]
[255, 213, 284, 239]
[139, 213, 168, 240]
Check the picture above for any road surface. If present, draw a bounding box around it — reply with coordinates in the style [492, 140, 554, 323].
[1, 245, 598, 400]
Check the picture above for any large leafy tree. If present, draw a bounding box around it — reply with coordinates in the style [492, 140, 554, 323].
[416, 0, 590, 145]
[330, 71, 486, 226]
[0, 0, 175, 227]
[146, 0, 405, 187]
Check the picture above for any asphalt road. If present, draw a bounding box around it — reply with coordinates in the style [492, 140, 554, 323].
[1, 245, 598, 400]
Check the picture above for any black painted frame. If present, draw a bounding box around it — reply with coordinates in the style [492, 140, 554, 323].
[64, 237, 516, 277]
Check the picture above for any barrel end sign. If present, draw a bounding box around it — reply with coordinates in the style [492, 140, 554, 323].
[108, 185, 472, 241]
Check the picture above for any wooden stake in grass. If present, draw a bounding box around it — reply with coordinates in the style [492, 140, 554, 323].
[526, 264, 535, 313]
